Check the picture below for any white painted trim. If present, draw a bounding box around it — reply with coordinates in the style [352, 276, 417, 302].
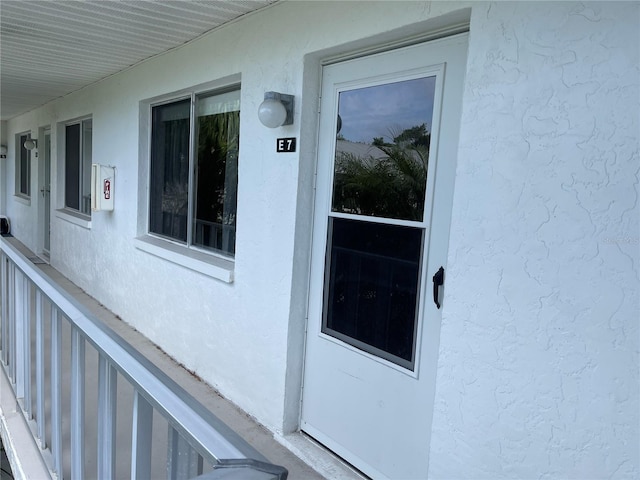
[55, 208, 91, 229]
[0, 366, 52, 480]
[36, 127, 52, 258]
[13, 195, 30, 206]
[134, 235, 234, 283]
[321, 19, 470, 66]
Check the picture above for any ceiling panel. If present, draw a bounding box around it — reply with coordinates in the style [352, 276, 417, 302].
[0, 0, 277, 120]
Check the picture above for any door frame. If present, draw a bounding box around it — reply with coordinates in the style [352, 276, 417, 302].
[37, 126, 52, 260]
[298, 32, 469, 479]
[278, 10, 470, 443]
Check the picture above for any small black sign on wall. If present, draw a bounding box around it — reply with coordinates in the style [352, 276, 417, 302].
[277, 137, 296, 153]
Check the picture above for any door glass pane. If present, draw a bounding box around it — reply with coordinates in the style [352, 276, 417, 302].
[322, 217, 423, 369]
[193, 90, 240, 255]
[332, 76, 436, 222]
[149, 99, 191, 242]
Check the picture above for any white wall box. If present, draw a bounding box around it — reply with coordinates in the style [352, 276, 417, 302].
[91, 164, 114, 212]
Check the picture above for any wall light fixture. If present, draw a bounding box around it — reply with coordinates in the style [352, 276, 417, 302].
[24, 139, 37, 150]
[258, 91, 294, 128]
[0, 145, 7, 156]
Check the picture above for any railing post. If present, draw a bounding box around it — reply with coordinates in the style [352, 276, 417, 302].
[1, 254, 7, 365]
[71, 327, 86, 480]
[168, 426, 203, 480]
[23, 276, 32, 418]
[14, 272, 25, 399]
[35, 290, 46, 447]
[51, 307, 63, 476]
[98, 355, 117, 479]
[8, 261, 15, 381]
[131, 390, 153, 480]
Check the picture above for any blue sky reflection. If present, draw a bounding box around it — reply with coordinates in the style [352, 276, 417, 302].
[338, 76, 436, 144]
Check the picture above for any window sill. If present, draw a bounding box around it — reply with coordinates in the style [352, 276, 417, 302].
[14, 194, 31, 206]
[56, 209, 92, 229]
[134, 235, 234, 283]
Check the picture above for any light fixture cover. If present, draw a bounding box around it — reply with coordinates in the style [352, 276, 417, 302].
[24, 139, 37, 150]
[0, 145, 7, 155]
[258, 91, 294, 128]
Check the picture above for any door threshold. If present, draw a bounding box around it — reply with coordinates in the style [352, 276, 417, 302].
[277, 432, 368, 480]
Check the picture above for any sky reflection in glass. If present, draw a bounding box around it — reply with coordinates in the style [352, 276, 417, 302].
[332, 75, 437, 221]
[338, 77, 436, 144]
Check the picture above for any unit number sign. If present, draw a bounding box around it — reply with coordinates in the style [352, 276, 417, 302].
[276, 137, 296, 153]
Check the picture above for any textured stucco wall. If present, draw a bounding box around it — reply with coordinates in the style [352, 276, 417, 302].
[2, 1, 638, 477]
[430, 2, 639, 478]
[2, 1, 472, 435]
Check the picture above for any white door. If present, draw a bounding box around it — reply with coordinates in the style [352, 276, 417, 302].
[301, 34, 468, 480]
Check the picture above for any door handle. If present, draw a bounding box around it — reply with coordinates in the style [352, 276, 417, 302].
[432, 266, 444, 309]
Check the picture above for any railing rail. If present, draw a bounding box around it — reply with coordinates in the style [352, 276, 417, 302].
[0, 236, 287, 480]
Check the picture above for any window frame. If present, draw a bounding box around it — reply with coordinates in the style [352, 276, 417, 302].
[15, 132, 31, 199]
[63, 117, 93, 217]
[147, 94, 193, 246]
[146, 84, 241, 259]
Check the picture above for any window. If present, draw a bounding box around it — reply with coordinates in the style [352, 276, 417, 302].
[65, 119, 93, 215]
[16, 132, 31, 197]
[149, 88, 240, 257]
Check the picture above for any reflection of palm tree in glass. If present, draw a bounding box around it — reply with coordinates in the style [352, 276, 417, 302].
[194, 111, 239, 253]
[332, 124, 430, 221]
[153, 113, 190, 241]
[162, 179, 189, 217]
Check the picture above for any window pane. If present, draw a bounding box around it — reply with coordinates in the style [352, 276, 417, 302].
[65, 124, 80, 210]
[193, 90, 240, 255]
[322, 217, 423, 369]
[19, 134, 30, 196]
[81, 120, 93, 215]
[149, 99, 191, 242]
[332, 76, 436, 221]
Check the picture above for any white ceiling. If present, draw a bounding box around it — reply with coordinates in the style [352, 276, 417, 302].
[0, 0, 277, 120]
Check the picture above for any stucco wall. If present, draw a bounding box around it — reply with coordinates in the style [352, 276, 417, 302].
[2, 0, 472, 434]
[2, 1, 638, 478]
[430, 2, 639, 478]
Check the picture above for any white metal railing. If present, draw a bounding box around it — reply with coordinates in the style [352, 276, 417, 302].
[0, 237, 287, 480]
